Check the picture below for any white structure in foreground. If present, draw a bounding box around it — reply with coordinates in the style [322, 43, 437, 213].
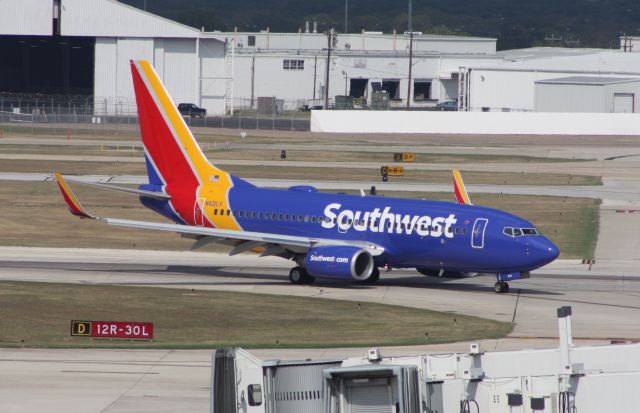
[310, 110, 640, 135]
[212, 307, 640, 413]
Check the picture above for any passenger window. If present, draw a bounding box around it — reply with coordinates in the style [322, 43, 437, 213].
[285, 214, 290, 220]
[213, 209, 218, 215]
[311, 216, 316, 223]
[238, 211, 243, 218]
[462, 228, 467, 235]
[304, 215, 309, 222]
[455, 227, 459, 234]
[226, 209, 231, 216]
[278, 213, 283, 220]
[251, 211, 256, 218]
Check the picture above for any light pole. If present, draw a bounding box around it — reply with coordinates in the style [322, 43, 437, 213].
[324, 29, 334, 109]
[406, 0, 413, 108]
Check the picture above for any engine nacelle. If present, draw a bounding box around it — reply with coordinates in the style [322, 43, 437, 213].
[305, 246, 374, 281]
[416, 268, 478, 278]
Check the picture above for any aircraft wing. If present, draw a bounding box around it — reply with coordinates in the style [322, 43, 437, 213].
[55, 173, 385, 257]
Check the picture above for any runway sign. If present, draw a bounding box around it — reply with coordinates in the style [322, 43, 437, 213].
[380, 166, 405, 176]
[393, 152, 415, 162]
[70, 320, 91, 336]
[70, 320, 154, 340]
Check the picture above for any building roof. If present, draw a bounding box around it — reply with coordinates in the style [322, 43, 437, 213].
[60, 0, 203, 38]
[535, 76, 640, 85]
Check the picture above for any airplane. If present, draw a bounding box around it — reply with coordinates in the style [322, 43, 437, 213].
[55, 59, 559, 294]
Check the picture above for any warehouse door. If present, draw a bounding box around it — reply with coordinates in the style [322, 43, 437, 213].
[349, 385, 393, 413]
[613, 93, 634, 113]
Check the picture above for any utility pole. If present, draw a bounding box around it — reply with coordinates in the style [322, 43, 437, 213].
[250, 56, 255, 108]
[406, 0, 413, 108]
[324, 29, 334, 109]
[313, 55, 318, 100]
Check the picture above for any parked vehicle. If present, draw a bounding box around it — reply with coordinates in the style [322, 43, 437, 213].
[177, 103, 207, 118]
[436, 100, 458, 111]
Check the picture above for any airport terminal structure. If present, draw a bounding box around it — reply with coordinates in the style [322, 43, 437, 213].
[3, 0, 640, 116]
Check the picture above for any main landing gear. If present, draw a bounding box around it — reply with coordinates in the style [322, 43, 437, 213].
[494, 281, 510, 294]
[289, 267, 315, 285]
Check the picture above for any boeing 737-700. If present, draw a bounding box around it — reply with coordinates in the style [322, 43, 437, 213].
[55, 59, 559, 294]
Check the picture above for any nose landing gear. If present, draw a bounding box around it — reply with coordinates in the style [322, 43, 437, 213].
[494, 281, 510, 294]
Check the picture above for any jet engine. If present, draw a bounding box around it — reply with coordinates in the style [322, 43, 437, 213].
[305, 246, 374, 281]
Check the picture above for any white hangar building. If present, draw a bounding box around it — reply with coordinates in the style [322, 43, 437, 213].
[2, 0, 640, 115]
[0, 0, 228, 115]
[460, 48, 640, 113]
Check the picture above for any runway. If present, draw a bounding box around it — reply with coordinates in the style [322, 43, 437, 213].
[2, 247, 639, 340]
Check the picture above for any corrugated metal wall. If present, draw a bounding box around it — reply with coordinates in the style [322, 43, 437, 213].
[160, 39, 197, 105]
[535, 83, 606, 113]
[200, 39, 227, 115]
[0, 0, 52, 36]
[268, 363, 340, 413]
[94, 36, 226, 115]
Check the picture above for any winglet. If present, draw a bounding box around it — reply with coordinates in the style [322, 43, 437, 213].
[54, 172, 95, 219]
[453, 169, 472, 205]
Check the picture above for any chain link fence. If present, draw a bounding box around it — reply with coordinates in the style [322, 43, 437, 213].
[0, 93, 312, 135]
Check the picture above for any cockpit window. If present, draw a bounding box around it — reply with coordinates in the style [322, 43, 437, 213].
[503, 227, 539, 237]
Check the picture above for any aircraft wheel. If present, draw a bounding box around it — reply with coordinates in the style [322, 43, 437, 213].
[289, 267, 305, 284]
[494, 281, 509, 294]
[289, 267, 314, 285]
[360, 267, 380, 285]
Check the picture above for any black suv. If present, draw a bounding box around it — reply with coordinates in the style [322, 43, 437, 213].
[177, 103, 207, 118]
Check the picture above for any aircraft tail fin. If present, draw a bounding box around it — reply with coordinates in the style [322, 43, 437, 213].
[130, 60, 250, 190]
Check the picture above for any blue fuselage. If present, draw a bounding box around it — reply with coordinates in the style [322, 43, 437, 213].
[144, 182, 559, 274]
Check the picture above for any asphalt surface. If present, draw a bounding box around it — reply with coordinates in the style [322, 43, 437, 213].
[1, 247, 639, 340]
[3, 133, 640, 412]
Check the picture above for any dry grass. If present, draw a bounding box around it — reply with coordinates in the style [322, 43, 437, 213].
[0, 158, 600, 186]
[0, 281, 513, 348]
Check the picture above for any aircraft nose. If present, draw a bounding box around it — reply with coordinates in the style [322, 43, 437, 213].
[528, 236, 559, 267]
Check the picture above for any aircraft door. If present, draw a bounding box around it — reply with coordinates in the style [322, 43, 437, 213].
[471, 218, 488, 249]
[194, 198, 205, 226]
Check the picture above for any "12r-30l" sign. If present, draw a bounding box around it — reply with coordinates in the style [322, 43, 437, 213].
[71, 320, 154, 340]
